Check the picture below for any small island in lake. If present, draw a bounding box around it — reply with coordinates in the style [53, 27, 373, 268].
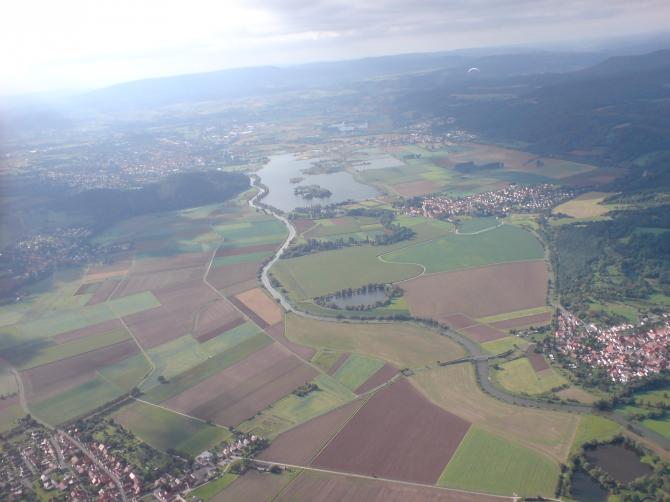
[289, 177, 304, 184]
[294, 184, 333, 199]
[301, 159, 344, 174]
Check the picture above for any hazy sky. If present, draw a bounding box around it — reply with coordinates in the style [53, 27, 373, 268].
[2, 0, 668, 95]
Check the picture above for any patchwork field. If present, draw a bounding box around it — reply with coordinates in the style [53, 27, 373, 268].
[411, 364, 578, 461]
[285, 315, 465, 368]
[438, 427, 560, 497]
[112, 400, 230, 456]
[163, 343, 317, 426]
[313, 379, 471, 484]
[258, 399, 365, 464]
[238, 373, 356, 439]
[402, 261, 549, 321]
[234, 287, 283, 327]
[332, 353, 386, 392]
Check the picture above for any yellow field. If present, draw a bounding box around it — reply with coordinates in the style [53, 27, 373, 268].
[552, 192, 615, 218]
[285, 315, 465, 368]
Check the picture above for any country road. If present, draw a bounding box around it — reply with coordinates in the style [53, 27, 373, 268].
[247, 174, 670, 452]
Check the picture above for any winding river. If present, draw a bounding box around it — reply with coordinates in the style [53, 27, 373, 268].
[247, 175, 670, 453]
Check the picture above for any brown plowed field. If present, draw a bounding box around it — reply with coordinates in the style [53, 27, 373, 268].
[526, 344, 550, 372]
[163, 343, 317, 426]
[85, 258, 132, 282]
[22, 340, 138, 401]
[235, 288, 283, 326]
[392, 180, 441, 197]
[441, 314, 478, 330]
[111, 266, 205, 299]
[194, 299, 243, 336]
[86, 279, 121, 306]
[211, 470, 293, 502]
[293, 219, 315, 234]
[215, 243, 278, 257]
[227, 295, 268, 329]
[313, 379, 471, 484]
[327, 353, 350, 376]
[403, 261, 548, 320]
[276, 470, 508, 502]
[491, 312, 552, 330]
[258, 399, 365, 465]
[54, 319, 124, 344]
[124, 281, 218, 348]
[265, 323, 315, 360]
[207, 262, 260, 290]
[460, 324, 506, 343]
[217, 278, 258, 297]
[354, 364, 398, 394]
[130, 252, 210, 275]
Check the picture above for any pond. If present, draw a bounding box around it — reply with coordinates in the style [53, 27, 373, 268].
[570, 468, 609, 502]
[327, 289, 389, 309]
[256, 153, 380, 212]
[584, 443, 652, 484]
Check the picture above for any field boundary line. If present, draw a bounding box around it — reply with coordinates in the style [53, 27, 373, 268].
[109, 308, 156, 388]
[133, 398, 231, 431]
[308, 393, 372, 464]
[246, 457, 520, 500]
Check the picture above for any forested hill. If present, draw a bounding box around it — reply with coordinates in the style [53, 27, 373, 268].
[401, 50, 670, 166]
[56, 171, 249, 232]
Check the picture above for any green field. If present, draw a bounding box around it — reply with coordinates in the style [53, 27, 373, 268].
[457, 216, 500, 233]
[381, 224, 544, 274]
[99, 353, 152, 391]
[2, 328, 130, 370]
[214, 218, 286, 246]
[438, 427, 560, 497]
[32, 375, 125, 425]
[481, 336, 529, 355]
[333, 353, 385, 391]
[311, 349, 345, 373]
[143, 335, 213, 390]
[188, 474, 238, 501]
[272, 246, 421, 300]
[143, 333, 273, 403]
[493, 358, 567, 395]
[0, 361, 18, 396]
[477, 306, 551, 324]
[112, 400, 230, 456]
[0, 403, 24, 432]
[237, 374, 355, 438]
[570, 415, 621, 454]
[200, 322, 261, 353]
[213, 251, 274, 267]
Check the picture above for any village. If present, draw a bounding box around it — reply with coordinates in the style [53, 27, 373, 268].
[0, 418, 267, 502]
[550, 311, 670, 383]
[400, 183, 576, 219]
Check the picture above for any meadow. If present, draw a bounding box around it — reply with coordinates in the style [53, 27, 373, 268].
[438, 427, 560, 496]
[286, 315, 465, 368]
[492, 357, 568, 395]
[381, 224, 544, 274]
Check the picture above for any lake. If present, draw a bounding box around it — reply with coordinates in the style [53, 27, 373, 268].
[327, 289, 388, 309]
[570, 468, 609, 502]
[584, 443, 652, 484]
[256, 153, 380, 212]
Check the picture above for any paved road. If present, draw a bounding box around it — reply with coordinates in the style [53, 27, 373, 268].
[246, 175, 670, 452]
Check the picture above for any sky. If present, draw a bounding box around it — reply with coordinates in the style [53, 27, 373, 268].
[1, 0, 669, 95]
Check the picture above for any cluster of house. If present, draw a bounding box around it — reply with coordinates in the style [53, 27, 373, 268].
[0, 429, 90, 500]
[401, 184, 574, 219]
[553, 311, 670, 383]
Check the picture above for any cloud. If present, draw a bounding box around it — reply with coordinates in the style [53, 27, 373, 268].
[1, 0, 669, 94]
